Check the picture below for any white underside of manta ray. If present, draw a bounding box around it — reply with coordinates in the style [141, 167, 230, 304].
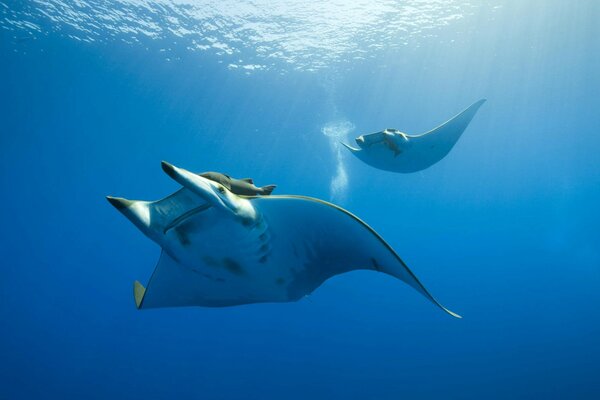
[343, 99, 486, 173]
[107, 161, 461, 318]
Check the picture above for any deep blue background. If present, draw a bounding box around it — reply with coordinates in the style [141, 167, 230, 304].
[1, 2, 599, 399]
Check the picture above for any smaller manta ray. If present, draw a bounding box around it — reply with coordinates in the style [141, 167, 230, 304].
[200, 171, 276, 196]
[342, 99, 486, 173]
[107, 162, 461, 318]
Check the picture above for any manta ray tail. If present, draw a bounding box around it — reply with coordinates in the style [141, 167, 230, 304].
[261, 185, 276, 195]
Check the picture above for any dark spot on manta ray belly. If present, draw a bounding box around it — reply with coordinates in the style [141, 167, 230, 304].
[203, 256, 245, 276]
[175, 227, 190, 246]
[260, 243, 269, 252]
[222, 257, 245, 275]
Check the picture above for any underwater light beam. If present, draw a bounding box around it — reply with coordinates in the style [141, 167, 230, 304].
[322, 120, 355, 202]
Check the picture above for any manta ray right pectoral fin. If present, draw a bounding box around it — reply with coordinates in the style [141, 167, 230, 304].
[379, 262, 462, 318]
[133, 280, 147, 309]
[412, 99, 486, 141]
[255, 195, 462, 318]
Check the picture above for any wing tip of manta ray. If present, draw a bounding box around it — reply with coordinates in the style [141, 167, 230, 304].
[471, 98, 487, 112]
[460, 98, 486, 117]
[419, 287, 462, 318]
[106, 196, 133, 210]
[341, 142, 359, 152]
[428, 293, 462, 318]
[441, 306, 462, 319]
[133, 280, 147, 309]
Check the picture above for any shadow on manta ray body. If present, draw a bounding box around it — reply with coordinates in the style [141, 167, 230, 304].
[343, 99, 486, 173]
[107, 161, 461, 318]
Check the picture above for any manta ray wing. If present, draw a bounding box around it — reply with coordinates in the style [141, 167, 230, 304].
[136, 250, 207, 309]
[404, 99, 486, 170]
[252, 195, 461, 317]
[136, 247, 267, 309]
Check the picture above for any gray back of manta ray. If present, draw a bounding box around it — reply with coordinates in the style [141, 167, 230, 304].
[107, 162, 460, 318]
[343, 99, 486, 173]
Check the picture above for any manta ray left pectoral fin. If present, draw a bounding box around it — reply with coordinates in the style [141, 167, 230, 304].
[341, 142, 360, 152]
[133, 280, 147, 309]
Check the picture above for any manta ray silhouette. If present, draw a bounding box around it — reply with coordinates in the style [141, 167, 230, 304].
[107, 161, 460, 318]
[343, 99, 486, 173]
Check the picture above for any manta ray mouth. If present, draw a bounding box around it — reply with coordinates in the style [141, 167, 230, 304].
[163, 204, 212, 234]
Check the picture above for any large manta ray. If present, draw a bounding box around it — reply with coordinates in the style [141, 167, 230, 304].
[343, 99, 486, 173]
[107, 161, 460, 318]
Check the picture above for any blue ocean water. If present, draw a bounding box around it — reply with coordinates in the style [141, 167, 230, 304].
[1, 1, 599, 399]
